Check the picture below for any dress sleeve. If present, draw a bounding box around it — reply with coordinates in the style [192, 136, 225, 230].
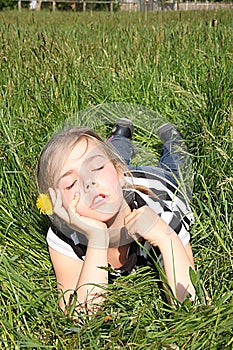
[46, 227, 81, 260]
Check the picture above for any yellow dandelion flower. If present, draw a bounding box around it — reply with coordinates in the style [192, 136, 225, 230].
[36, 194, 53, 215]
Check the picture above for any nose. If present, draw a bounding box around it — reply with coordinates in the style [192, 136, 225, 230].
[84, 178, 97, 192]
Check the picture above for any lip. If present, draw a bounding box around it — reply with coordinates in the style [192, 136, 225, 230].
[90, 193, 109, 209]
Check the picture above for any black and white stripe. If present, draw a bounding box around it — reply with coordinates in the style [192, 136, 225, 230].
[47, 170, 194, 278]
[125, 170, 194, 245]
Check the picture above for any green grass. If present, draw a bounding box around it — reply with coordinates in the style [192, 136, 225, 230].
[0, 8, 233, 349]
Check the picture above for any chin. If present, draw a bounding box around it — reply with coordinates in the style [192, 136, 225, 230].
[104, 214, 118, 225]
[88, 211, 117, 225]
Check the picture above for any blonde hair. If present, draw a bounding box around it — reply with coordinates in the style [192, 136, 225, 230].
[36, 126, 130, 195]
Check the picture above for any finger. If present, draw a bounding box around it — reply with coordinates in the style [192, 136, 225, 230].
[49, 188, 64, 216]
[124, 209, 140, 225]
[125, 222, 141, 240]
[48, 187, 56, 206]
[68, 192, 80, 214]
[54, 188, 63, 209]
[50, 188, 70, 222]
[49, 187, 63, 211]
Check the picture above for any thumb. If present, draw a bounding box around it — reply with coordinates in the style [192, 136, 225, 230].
[68, 192, 80, 214]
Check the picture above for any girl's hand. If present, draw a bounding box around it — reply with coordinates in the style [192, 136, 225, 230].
[49, 188, 108, 248]
[124, 206, 172, 246]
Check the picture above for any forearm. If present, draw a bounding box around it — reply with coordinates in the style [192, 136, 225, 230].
[125, 206, 196, 303]
[145, 218, 195, 302]
[158, 232, 196, 302]
[74, 231, 110, 309]
[76, 244, 109, 306]
[49, 242, 109, 314]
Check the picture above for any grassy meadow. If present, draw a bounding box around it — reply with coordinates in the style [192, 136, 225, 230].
[0, 8, 233, 349]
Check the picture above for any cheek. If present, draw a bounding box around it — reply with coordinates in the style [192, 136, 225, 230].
[111, 176, 123, 195]
[60, 187, 79, 209]
[101, 167, 121, 190]
[62, 192, 73, 208]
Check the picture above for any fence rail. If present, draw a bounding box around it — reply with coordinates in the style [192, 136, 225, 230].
[20, 0, 116, 12]
[18, 0, 233, 12]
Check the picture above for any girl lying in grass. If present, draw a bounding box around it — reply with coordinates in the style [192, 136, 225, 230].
[36, 116, 196, 314]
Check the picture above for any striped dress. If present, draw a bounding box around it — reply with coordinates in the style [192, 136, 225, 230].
[46, 170, 194, 280]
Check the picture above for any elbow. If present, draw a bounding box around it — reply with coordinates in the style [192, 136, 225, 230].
[176, 282, 196, 303]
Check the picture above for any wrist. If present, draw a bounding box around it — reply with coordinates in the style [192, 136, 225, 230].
[144, 222, 174, 247]
[88, 229, 109, 249]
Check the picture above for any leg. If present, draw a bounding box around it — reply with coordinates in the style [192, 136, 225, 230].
[107, 119, 193, 199]
[107, 120, 183, 188]
[107, 136, 134, 165]
[121, 122, 193, 200]
[107, 118, 135, 165]
[157, 123, 193, 199]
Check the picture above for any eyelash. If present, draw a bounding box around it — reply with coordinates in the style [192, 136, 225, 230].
[93, 165, 104, 172]
[65, 166, 104, 190]
[66, 180, 77, 190]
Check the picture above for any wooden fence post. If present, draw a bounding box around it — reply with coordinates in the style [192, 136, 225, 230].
[36, 0, 43, 10]
[110, 1, 113, 11]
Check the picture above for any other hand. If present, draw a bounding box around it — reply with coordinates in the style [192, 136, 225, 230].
[124, 206, 172, 246]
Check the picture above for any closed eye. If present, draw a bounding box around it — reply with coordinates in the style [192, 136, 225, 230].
[92, 165, 104, 172]
[65, 180, 77, 190]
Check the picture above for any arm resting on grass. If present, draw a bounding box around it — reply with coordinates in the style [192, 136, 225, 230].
[49, 244, 108, 313]
[125, 206, 196, 303]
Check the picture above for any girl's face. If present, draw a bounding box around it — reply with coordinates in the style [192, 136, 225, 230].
[57, 138, 126, 223]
